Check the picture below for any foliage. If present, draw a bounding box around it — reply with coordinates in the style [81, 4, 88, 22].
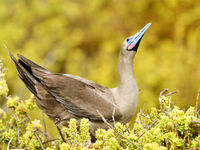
[0, 0, 200, 109]
[1, 59, 200, 149]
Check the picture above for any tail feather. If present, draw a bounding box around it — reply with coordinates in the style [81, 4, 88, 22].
[8, 51, 38, 96]
[17, 54, 48, 71]
[8, 50, 73, 125]
[18, 74, 37, 95]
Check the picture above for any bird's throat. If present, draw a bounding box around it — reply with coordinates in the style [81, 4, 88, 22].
[117, 52, 136, 91]
[111, 52, 139, 122]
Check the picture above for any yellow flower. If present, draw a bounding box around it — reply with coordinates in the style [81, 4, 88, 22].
[59, 143, 70, 150]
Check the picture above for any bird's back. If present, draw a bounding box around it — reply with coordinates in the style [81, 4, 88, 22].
[9, 52, 122, 127]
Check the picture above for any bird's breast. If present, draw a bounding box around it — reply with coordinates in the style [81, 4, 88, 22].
[111, 87, 139, 123]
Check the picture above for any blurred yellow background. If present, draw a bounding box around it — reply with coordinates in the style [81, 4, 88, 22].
[0, 0, 200, 114]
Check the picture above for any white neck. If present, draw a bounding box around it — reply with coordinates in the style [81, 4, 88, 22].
[118, 51, 135, 90]
[111, 50, 139, 122]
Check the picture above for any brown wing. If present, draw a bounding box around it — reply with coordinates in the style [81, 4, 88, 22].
[32, 67, 122, 121]
[9, 52, 122, 121]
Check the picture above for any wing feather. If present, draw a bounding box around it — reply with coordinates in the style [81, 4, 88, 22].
[9, 52, 122, 121]
[32, 67, 122, 121]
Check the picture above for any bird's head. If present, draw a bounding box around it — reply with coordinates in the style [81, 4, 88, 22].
[121, 23, 151, 56]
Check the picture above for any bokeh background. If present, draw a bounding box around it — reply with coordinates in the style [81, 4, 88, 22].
[0, 0, 200, 121]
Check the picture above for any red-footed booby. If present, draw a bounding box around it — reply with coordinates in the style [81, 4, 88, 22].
[9, 23, 151, 136]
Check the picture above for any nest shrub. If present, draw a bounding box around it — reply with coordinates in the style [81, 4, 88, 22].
[0, 60, 200, 150]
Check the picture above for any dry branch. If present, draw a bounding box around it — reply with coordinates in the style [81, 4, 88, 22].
[25, 113, 44, 150]
[97, 110, 137, 147]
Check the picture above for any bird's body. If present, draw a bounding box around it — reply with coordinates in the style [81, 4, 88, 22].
[9, 23, 151, 136]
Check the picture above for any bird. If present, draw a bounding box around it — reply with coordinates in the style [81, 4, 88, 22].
[8, 23, 151, 137]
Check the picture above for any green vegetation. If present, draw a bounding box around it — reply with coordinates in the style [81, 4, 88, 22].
[0, 0, 199, 109]
[0, 0, 200, 149]
[1, 59, 200, 149]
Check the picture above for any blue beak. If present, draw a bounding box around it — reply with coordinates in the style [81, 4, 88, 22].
[127, 23, 151, 51]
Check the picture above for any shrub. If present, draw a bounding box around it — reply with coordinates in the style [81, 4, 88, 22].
[0, 59, 200, 149]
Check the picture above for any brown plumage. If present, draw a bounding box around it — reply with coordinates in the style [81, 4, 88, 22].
[9, 23, 151, 137]
[9, 52, 121, 120]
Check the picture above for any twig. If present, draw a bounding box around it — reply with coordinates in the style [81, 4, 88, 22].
[112, 107, 116, 125]
[140, 114, 151, 120]
[96, 140, 105, 149]
[72, 132, 83, 147]
[124, 123, 131, 134]
[25, 143, 30, 150]
[159, 88, 169, 101]
[162, 109, 180, 136]
[42, 138, 59, 144]
[7, 137, 13, 150]
[42, 113, 48, 141]
[35, 133, 44, 150]
[25, 112, 32, 122]
[37, 127, 53, 139]
[139, 107, 152, 129]
[85, 140, 92, 149]
[137, 119, 159, 140]
[164, 139, 169, 149]
[164, 91, 177, 97]
[159, 88, 177, 101]
[14, 116, 21, 149]
[191, 117, 200, 124]
[56, 125, 71, 146]
[161, 110, 172, 120]
[195, 88, 200, 116]
[159, 89, 177, 112]
[168, 96, 171, 112]
[56, 125, 66, 142]
[97, 110, 137, 147]
[25, 113, 44, 150]
[146, 109, 153, 121]
[97, 110, 116, 129]
[182, 131, 188, 148]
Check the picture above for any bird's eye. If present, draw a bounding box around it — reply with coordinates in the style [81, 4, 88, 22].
[126, 37, 132, 44]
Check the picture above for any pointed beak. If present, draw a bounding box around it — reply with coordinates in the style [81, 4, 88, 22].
[127, 23, 151, 51]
